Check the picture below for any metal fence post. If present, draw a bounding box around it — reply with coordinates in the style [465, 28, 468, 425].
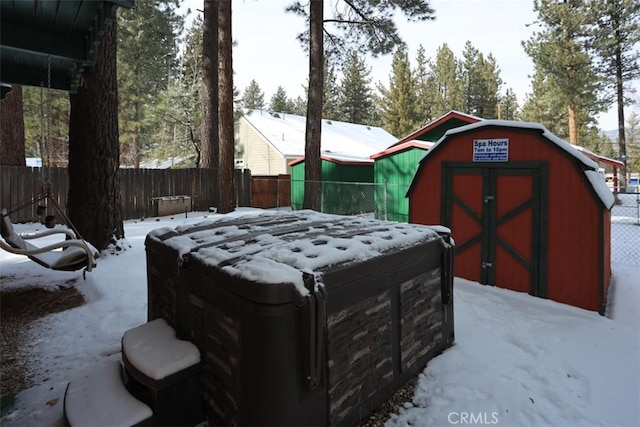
[636, 190, 639, 226]
[383, 180, 388, 221]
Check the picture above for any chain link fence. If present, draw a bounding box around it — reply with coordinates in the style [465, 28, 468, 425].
[268, 179, 638, 266]
[611, 190, 640, 265]
[287, 180, 410, 221]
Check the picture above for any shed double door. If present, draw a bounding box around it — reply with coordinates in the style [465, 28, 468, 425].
[443, 164, 546, 296]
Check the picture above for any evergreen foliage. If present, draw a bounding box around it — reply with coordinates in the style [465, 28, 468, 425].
[523, 0, 606, 145]
[588, 0, 640, 104]
[625, 112, 640, 173]
[588, 0, 640, 182]
[378, 46, 421, 138]
[338, 50, 376, 125]
[413, 45, 434, 123]
[144, 16, 202, 167]
[323, 62, 341, 120]
[522, 67, 576, 138]
[22, 87, 69, 163]
[522, 67, 609, 152]
[499, 88, 520, 121]
[17, 1, 640, 174]
[291, 95, 308, 116]
[269, 86, 294, 113]
[117, 0, 185, 167]
[242, 79, 266, 110]
[428, 43, 464, 117]
[460, 42, 502, 118]
[287, 0, 435, 209]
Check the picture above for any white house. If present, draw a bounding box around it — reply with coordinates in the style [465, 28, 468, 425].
[237, 109, 398, 175]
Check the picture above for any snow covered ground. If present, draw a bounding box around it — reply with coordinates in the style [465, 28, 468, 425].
[1, 208, 638, 427]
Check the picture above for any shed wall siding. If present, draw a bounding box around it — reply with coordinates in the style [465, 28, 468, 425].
[375, 148, 426, 222]
[239, 119, 286, 175]
[409, 128, 608, 312]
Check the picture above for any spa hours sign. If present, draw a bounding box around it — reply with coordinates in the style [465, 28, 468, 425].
[473, 138, 509, 162]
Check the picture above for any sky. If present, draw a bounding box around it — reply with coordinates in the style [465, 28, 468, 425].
[1, 203, 639, 426]
[180, 0, 639, 132]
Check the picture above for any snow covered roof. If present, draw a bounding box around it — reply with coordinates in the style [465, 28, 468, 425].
[288, 153, 374, 166]
[370, 140, 434, 160]
[418, 120, 615, 209]
[571, 144, 625, 168]
[241, 109, 397, 162]
[391, 110, 482, 147]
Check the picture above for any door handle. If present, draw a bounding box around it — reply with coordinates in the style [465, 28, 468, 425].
[482, 262, 493, 268]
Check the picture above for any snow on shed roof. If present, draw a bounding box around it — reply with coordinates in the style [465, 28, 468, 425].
[391, 110, 483, 147]
[370, 140, 434, 159]
[289, 152, 374, 167]
[419, 119, 615, 209]
[241, 109, 396, 162]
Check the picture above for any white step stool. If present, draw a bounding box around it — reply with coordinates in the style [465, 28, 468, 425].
[122, 318, 202, 426]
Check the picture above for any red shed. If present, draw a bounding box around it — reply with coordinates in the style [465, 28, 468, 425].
[408, 120, 614, 313]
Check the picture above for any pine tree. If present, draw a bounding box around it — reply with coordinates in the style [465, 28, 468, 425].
[242, 79, 265, 110]
[460, 42, 502, 118]
[588, 0, 640, 186]
[269, 86, 293, 113]
[143, 16, 202, 168]
[68, 13, 123, 249]
[522, 66, 602, 148]
[461, 41, 481, 115]
[117, 0, 184, 167]
[21, 87, 70, 163]
[626, 112, 640, 174]
[291, 95, 308, 116]
[499, 88, 520, 121]
[523, 0, 606, 145]
[201, 0, 219, 183]
[218, 0, 235, 214]
[521, 67, 571, 138]
[323, 62, 341, 120]
[378, 46, 420, 138]
[428, 43, 464, 116]
[287, 0, 435, 209]
[477, 53, 502, 118]
[413, 45, 434, 124]
[338, 50, 376, 124]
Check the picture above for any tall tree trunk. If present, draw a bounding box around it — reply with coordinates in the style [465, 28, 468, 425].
[615, 25, 627, 189]
[303, 0, 323, 211]
[201, 0, 219, 206]
[217, 0, 235, 214]
[0, 85, 26, 166]
[567, 99, 578, 145]
[133, 100, 141, 168]
[68, 12, 124, 249]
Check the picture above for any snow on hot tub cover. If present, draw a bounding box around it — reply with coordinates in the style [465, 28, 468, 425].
[418, 120, 615, 209]
[147, 210, 448, 297]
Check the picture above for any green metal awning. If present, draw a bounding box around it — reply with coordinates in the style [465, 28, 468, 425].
[0, 0, 134, 94]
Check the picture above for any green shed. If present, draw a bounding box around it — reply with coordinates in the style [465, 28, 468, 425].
[371, 141, 434, 222]
[372, 111, 481, 222]
[289, 155, 375, 215]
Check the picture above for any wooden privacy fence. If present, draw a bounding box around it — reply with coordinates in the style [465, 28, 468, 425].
[251, 175, 291, 208]
[0, 166, 253, 223]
